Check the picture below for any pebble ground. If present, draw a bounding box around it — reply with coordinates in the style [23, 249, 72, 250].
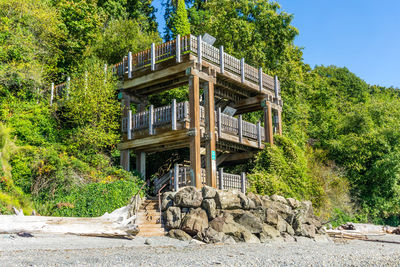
[1, 234, 400, 266]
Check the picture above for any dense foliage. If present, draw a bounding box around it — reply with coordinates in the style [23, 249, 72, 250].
[0, 0, 399, 225]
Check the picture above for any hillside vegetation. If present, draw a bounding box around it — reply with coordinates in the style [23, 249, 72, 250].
[0, 0, 399, 226]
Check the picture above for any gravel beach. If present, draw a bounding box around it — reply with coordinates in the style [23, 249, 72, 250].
[1, 234, 400, 266]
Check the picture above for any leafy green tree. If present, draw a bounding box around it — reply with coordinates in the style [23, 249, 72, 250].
[0, 0, 63, 98]
[90, 19, 160, 64]
[62, 59, 120, 155]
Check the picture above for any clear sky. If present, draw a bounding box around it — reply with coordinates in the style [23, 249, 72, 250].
[153, 1, 400, 88]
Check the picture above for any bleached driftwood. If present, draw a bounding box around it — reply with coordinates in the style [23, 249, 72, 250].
[0, 195, 143, 238]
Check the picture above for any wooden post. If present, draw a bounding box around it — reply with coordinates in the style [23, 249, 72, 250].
[220, 46, 224, 74]
[151, 43, 155, 71]
[259, 67, 263, 92]
[240, 58, 245, 83]
[189, 75, 201, 189]
[204, 80, 217, 188]
[274, 75, 279, 101]
[50, 83, 54, 106]
[149, 105, 154, 135]
[171, 99, 177, 130]
[120, 150, 130, 171]
[128, 52, 132, 78]
[176, 34, 181, 63]
[257, 121, 262, 148]
[136, 152, 146, 180]
[174, 164, 179, 192]
[238, 115, 243, 143]
[241, 172, 246, 194]
[264, 103, 274, 145]
[127, 110, 132, 140]
[197, 35, 202, 65]
[218, 168, 224, 190]
[217, 107, 222, 138]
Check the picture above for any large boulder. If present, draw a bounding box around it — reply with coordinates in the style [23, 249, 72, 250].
[165, 206, 181, 229]
[234, 212, 263, 234]
[209, 213, 243, 235]
[246, 192, 263, 207]
[174, 187, 203, 208]
[215, 190, 242, 209]
[238, 193, 256, 210]
[270, 194, 288, 204]
[202, 186, 217, 199]
[196, 227, 227, 244]
[161, 192, 175, 211]
[231, 228, 260, 243]
[286, 198, 301, 209]
[264, 199, 292, 221]
[202, 198, 217, 220]
[180, 208, 209, 235]
[265, 208, 279, 226]
[167, 229, 192, 241]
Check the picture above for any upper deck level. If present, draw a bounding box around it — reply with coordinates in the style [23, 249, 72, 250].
[110, 34, 283, 112]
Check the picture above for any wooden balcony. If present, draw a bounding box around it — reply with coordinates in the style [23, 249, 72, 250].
[111, 34, 283, 113]
[117, 100, 265, 153]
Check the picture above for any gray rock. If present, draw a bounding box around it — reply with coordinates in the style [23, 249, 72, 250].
[196, 227, 226, 244]
[261, 224, 281, 239]
[265, 208, 279, 226]
[238, 192, 256, 210]
[167, 229, 192, 241]
[161, 192, 175, 211]
[202, 198, 217, 220]
[276, 215, 287, 233]
[189, 239, 205, 245]
[215, 190, 242, 209]
[286, 224, 295, 236]
[270, 194, 288, 204]
[174, 187, 203, 208]
[222, 235, 236, 245]
[202, 186, 217, 199]
[165, 206, 181, 229]
[180, 208, 209, 235]
[144, 239, 152, 245]
[235, 212, 263, 234]
[209, 213, 243, 235]
[286, 198, 300, 209]
[232, 229, 260, 243]
[246, 192, 263, 207]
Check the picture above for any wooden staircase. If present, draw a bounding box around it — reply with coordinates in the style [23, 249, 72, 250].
[136, 199, 166, 237]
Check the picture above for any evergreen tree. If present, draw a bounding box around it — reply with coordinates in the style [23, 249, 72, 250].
[164, 0, 190, 40]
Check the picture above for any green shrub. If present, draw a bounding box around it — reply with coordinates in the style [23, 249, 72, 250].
[43, 178, 144, 217]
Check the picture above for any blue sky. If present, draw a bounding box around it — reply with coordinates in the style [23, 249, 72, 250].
[153, 1, 400, 88]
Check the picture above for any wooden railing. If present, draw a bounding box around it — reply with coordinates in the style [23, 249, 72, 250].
[111, 34, 279, 94]
[154, 164, 247, 193]
[123, 100, 265, 145]
[50, 35, 281, 106]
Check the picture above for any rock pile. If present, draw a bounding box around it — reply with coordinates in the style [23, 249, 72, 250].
[162, 186, 329, 244]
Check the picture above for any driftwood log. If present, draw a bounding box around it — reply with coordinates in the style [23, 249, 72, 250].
[0, 195, 142, 239]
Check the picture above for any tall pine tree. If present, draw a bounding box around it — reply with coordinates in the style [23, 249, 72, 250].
[164, 0, 190, 40]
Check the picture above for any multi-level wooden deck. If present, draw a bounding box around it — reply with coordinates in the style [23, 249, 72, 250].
[113, 34, 283, 189]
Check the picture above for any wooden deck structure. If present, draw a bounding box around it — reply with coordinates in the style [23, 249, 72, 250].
[113, 34, 283, 189]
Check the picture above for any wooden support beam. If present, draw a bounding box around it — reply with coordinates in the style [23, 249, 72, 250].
[264, 103, 274, 145]
[204, 80, 217, 188]
[174, 164, 179, 191]
[120, 150, 130, 171]
[257, 122, 262, 148]
[197, 35, 202, 66]
[149, 105, 154, 135]
[136, 152, 146, 179]
[189, 75, 202, 189]
[50, 83, 54, 106]
[217, 107, 222, 139]
[241, 172, 246, 193]
[258, 67, 263, 92]
[127, 110, 132, 140]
